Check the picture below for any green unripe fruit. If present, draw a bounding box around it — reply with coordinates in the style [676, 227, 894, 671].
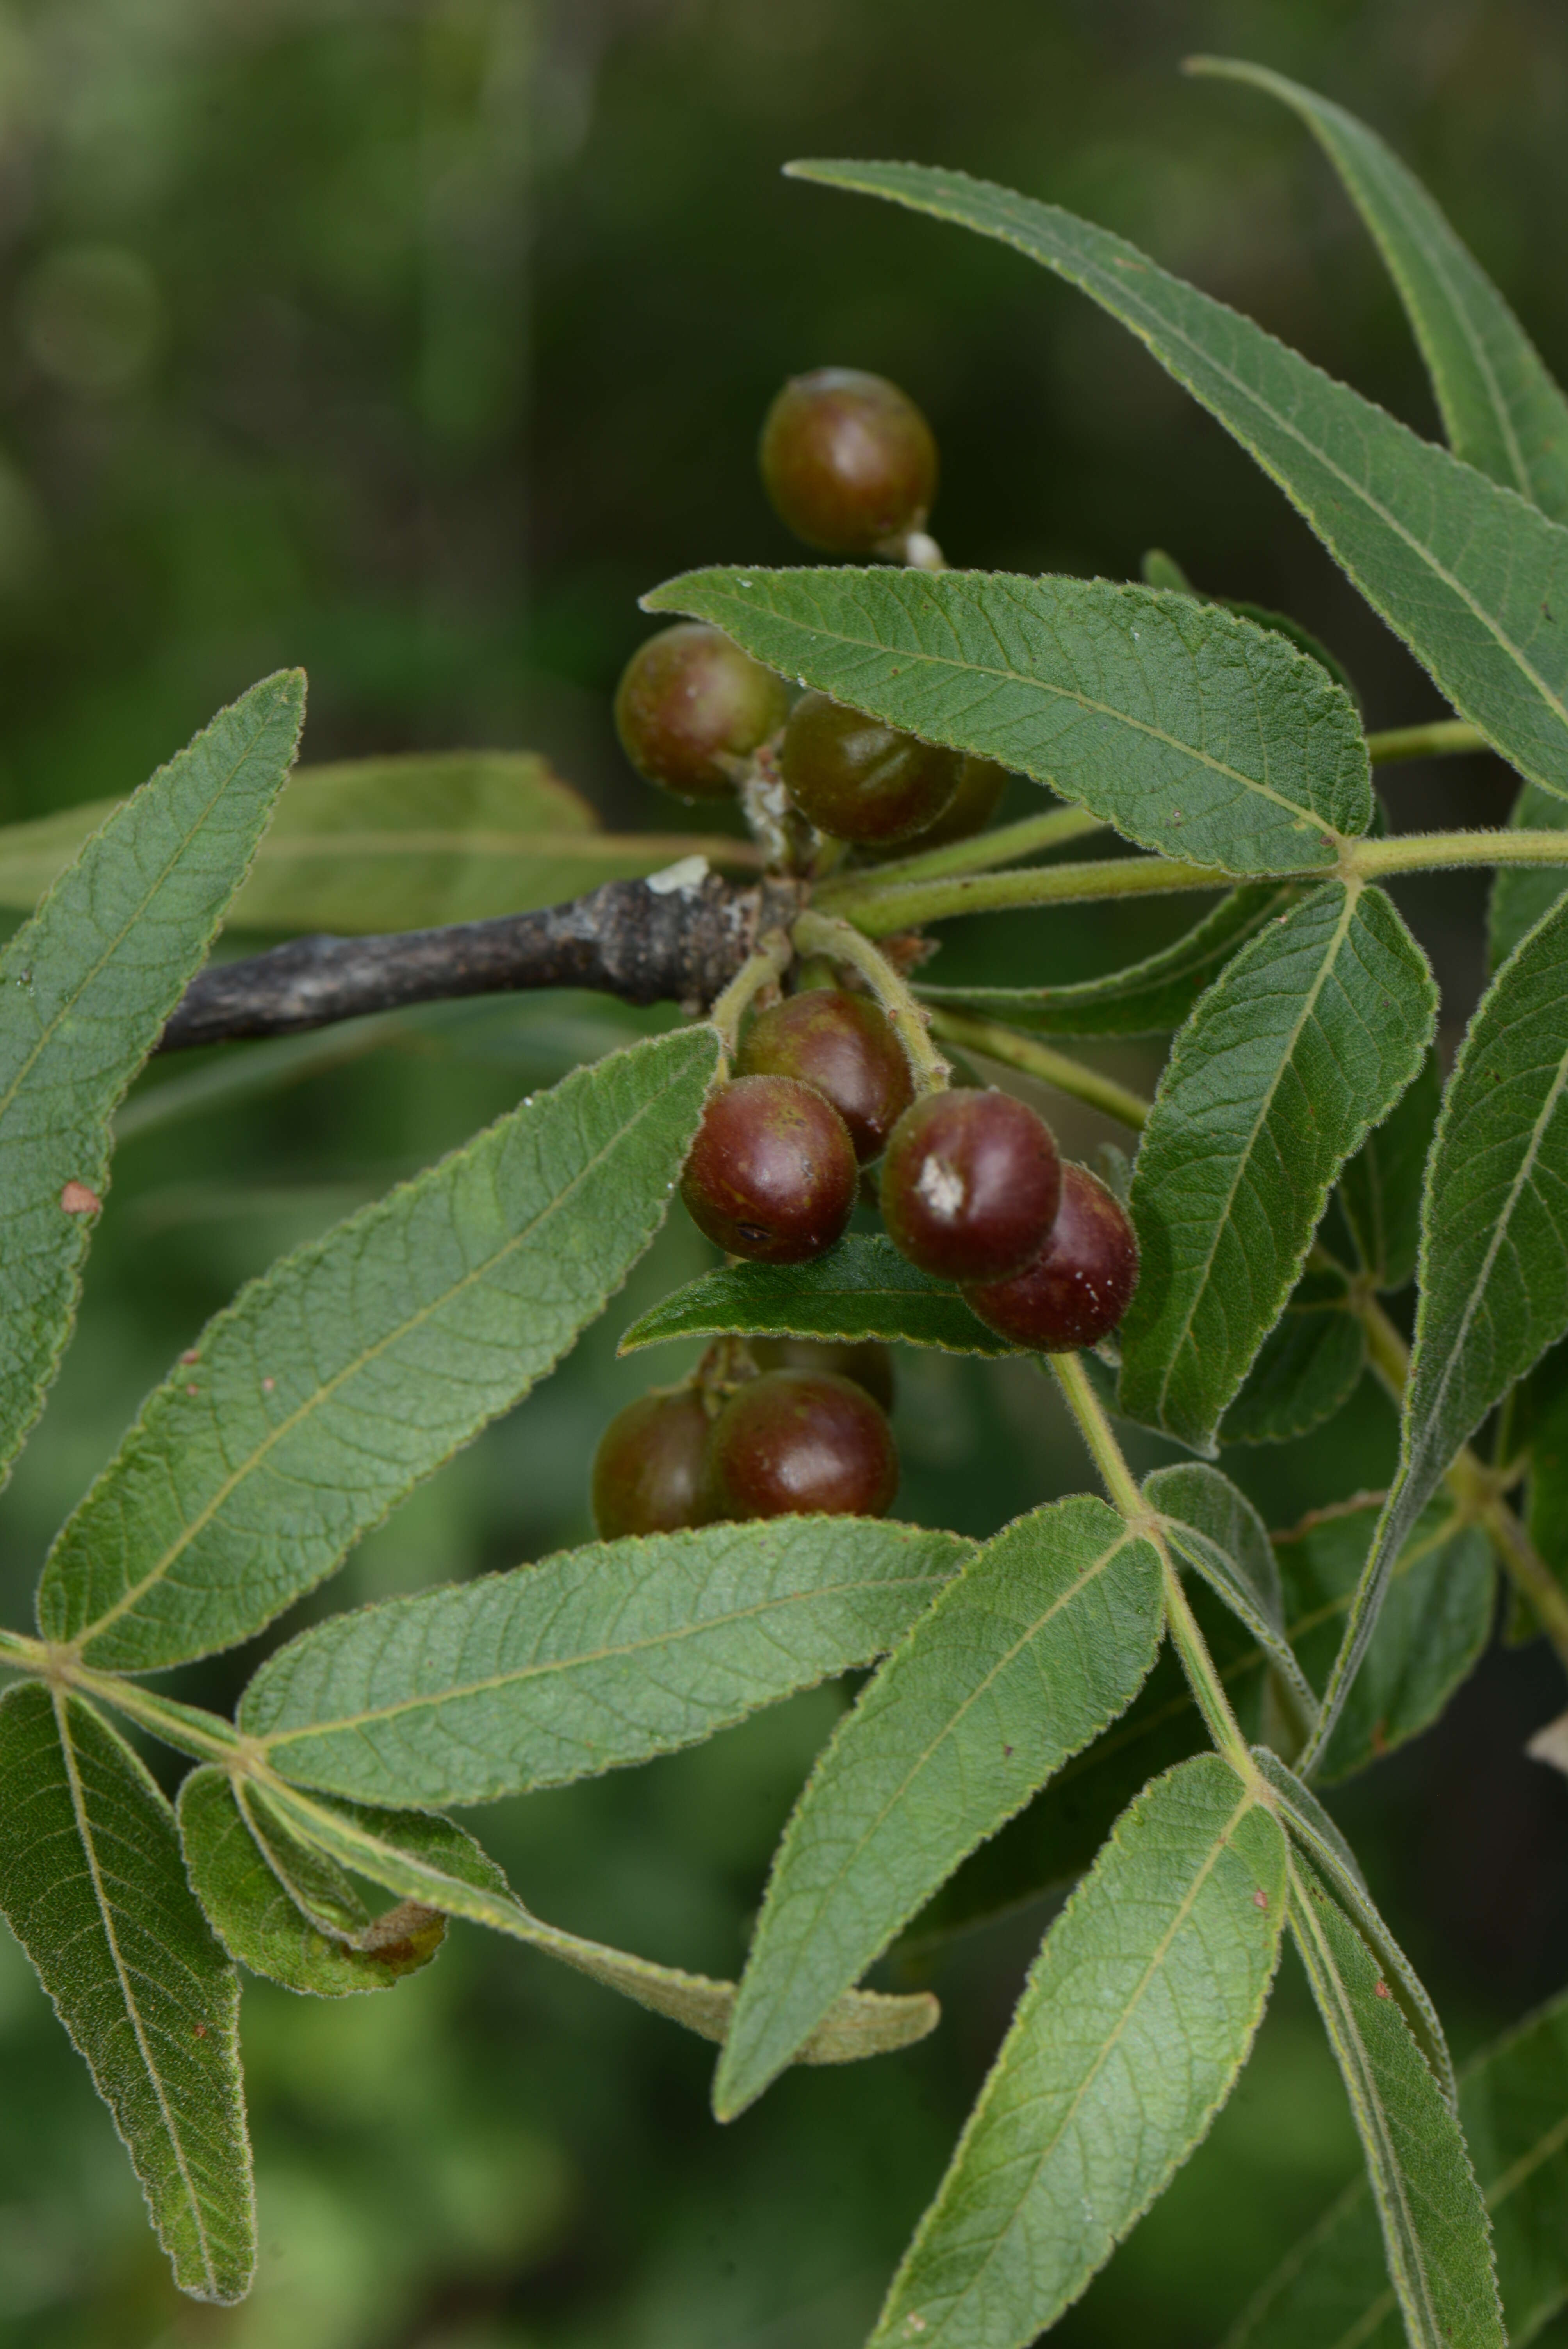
[780, 692, 961, 846]
[760, 368, 937, 554]
[590, 1389, 713, 1539]
[614, 622, 788, 802]
[736, 987, 913, 1163]
[750, 1337, 896, 1413]
[906, 754, 1010, 849]
[703, 1370, 898, 1521]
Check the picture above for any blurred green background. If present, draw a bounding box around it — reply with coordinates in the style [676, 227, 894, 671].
[2, 1, 1567, 2342]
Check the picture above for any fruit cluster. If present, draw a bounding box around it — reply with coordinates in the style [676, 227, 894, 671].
[592, 1342, 898, 1539]
[594, 367, 1139, 1535]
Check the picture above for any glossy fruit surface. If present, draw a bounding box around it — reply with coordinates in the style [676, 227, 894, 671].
[964, 1163, 1140, 1352]
[759, 367, 937, 554]
[780, 692, 961, 845]
[590, 1389, 713, 1539]
[749, 1337, 895, 1414]
[880, 1088, 1061, 1283]
[704, 1371, 898, 1520]
[736, 989, 913, 1163]
[903, 754, 1010, 850]
[680, 1075, 857, 1264]
[614, 622, 788, 801]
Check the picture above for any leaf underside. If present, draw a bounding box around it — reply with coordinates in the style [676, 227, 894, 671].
[645, 566, 1369, 874]
[0, 1685, 254, 2304]
[37, 1023, 722, 1671]
[0, 671, 305, 1489]
[1287, 1858, 1504, 2349]
[1119, 881, 1436, 1449]
[715, 1495, 1164, 2117]
[240, 1517, 973, 1806]
[868, 1755, 1286, 2349]
[786, 156, 1568, 804]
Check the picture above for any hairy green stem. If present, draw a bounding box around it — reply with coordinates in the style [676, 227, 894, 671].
[826, 852, 1231, 935]
[1048, 1351, 1257, 1779]
[1351, 827, 1568, 879]
[790, 908, 951, 1091]
[927, 1008, 1151, 1130]
[823, 803, 1109, 897]
[1354, 1290, 1568, 1667]
[1364, 719, 1489, 765]
[706, 931, 792, 1056]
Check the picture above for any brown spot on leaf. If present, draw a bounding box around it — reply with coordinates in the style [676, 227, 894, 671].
[1374, 1979, 1392, 2000]
[180, 1349, 200, 1365]
[59, 1182, 100, 1215]
[1252, 1889, 1269, 1912]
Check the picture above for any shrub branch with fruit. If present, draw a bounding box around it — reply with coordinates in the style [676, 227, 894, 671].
[0, 57, 1565, 2349]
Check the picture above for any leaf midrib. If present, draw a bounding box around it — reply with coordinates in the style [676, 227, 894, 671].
[1292, 1863, 1446, 2346]
[824, 164, 1568, 751]
[742, 1526, 1151, 2055]
[1153, 880, 1361, 1422]
[71, 1056, 702, 1652]
[894, 1782, 1257, 2338]
[256, 1561, 955, 1756]
[0, 700, 280, 1139]
[699, 579, 1353, 847]
[53, 1691, 220, 2296]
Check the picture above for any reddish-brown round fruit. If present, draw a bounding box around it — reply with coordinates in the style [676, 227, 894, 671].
[591, 1390, 713, 1540]
[703, 1370, 898, 1520]
[760, 367, 937, 554]
[780, 692, 961, 846]
[907, 754, 1010, 849]
[750, 1337, 896, 1413]
[880, 1088, 1061, 1283]
[964, 1164, 1140, 1352]
[681, 1075, 857, 1264]
[614, 622, 788, 802]
[736, 989, 914, 1164]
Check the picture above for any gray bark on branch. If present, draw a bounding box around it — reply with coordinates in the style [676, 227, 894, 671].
[159, 869, 804, 1053]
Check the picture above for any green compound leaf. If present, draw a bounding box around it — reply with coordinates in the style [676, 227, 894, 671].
[1192, 59, 1568, 516]
[1142, 549, 1363, 704]
[1490, 781, 1568, 973]
[1144, 1463, 1320, 1736]
[916, 883, 1300, 1039]
[178, 1767, 446, 1999]
[0, 750, 754, 932]
[240, 1517, 973, 1807]
[868, 1755, 1286, 2349]
[1119, 882, 1436, 1450]
[789, 158, 1568, 806]
[713, 1496, 1163, 2119]
[0, 671, 305, 1488]
[1252, 1749, 1455, 2107]
[1313, 894, 1568, 1764]
[0, 1684, 253, 2304]
[1335, 1043, 1443, 1292]
[1522, 1337, 1568, 1590]
[37, 1024, 721, 1672]
[1287, 1858, 1503, 2349]
[645, 567, 1368, 876]
[1226, 1987, 1568, 2349]
[617, 1232, 1009, 1357]
[1219, 1260, 1367, 1446]
[1276, 1492, 1494, 1782]
[258, 1777, 938, 2067]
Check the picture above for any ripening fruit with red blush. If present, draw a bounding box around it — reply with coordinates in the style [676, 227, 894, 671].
[868, 754, 1010, 858]
[760, 367, 937, 554]
[703, 1371, 898, 1521]
[591, 1390, 713, 1539]
[736, 988, 914, 1163]
[750, 1336, 896, 1413]
[964, 1163, 1140, 1351]
[680, 1075, 857, 1264]
[780, 692, 962, 846]
[880, 1089, 1061, 1283]
[614, 622, 788, 802]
